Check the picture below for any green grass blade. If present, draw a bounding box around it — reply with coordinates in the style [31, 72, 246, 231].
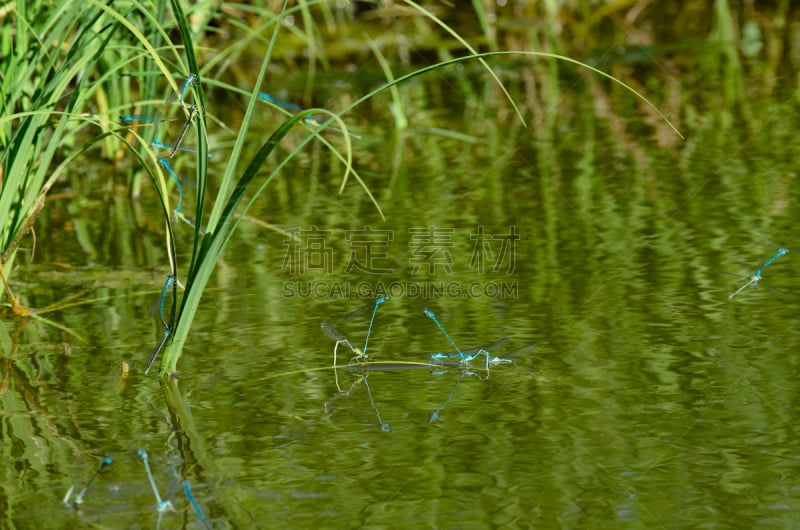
[169, 0, 209, 285]
[401, 0, 525, 126]
[159, 1, 291, 374]
[160, 114, 305, 374]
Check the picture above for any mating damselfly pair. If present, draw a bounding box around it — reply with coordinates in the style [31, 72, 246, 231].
[321, 296, 524, 370]
[63, 451, 211, 529]
[132, 73, 362, 375]
[121, 75, 357, 220]
[120, 74, 202, 218]
[320, 294, 388, 366]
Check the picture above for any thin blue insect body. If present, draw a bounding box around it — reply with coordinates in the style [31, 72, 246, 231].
[258, 92, 359, 137]
[157, 274, 176, 328]
[120, 115, 158, 123]
[138, 449, 172, 512]
[169, 74, 199, 157]
[423, 308, 464, 357]
[183, 480, 212, 529]
[157, 158, 183, 213]
[145, 274, 176, 374]
[121, 73, 204, 159]
[424, 309, 512, 369]
[177, 73, 198, 109]
[258, 92, 305, 113]
[757, 247, 789, 273]
[145, 330, 170, 375]
[362, 295, 388, 355]
[729, 247, 789, 300]
[429, 379, 460, 423]
[73, 456, 113, 505]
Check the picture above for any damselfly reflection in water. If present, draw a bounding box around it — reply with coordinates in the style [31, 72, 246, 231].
[427, 340, 537, 423]
[137, 449, 174, 513]
[183, 480, 213, 530]
[324, 372, 391, 432]
[728, 247, 789, 300]
[428, 369, 482, 424]
[63, 457, 113, 507]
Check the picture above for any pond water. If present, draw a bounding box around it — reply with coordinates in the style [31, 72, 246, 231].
[5, 19, 800, 530]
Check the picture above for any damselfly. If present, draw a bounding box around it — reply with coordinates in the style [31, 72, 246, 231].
[729, 247, 789, 299]
[259, 92, 361, 138]
[321, 295, 388, 365]
[423, 308, 514, 370]
[320, 320, 365, 366]
[428, 337, 511, 367]
[145, 274, 176, 374]
[62, 457, 113, 507]
[120, 73, 204, 158]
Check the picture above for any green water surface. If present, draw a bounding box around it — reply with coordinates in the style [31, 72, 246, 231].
[4, 8, 800, 529]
